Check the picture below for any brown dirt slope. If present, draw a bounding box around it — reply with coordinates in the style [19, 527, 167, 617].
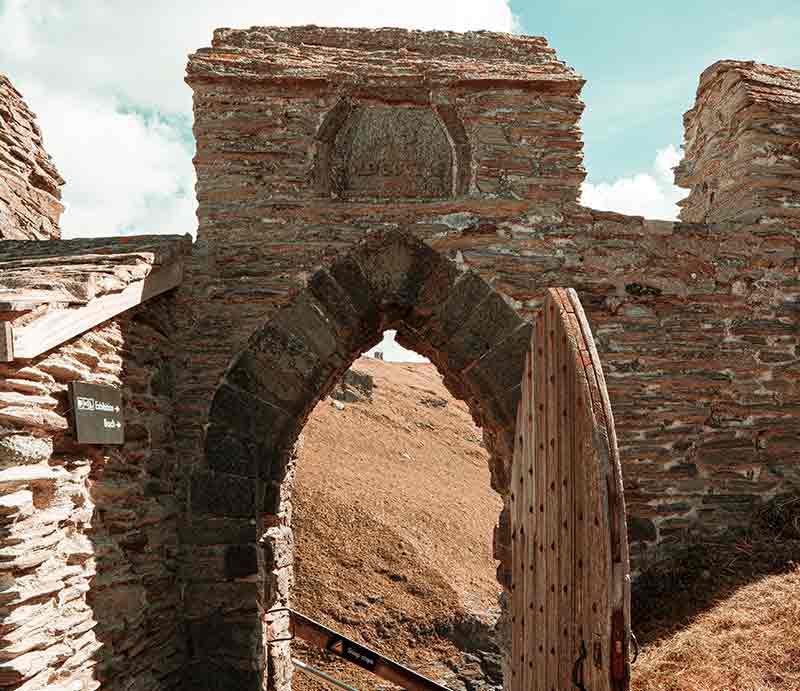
[292, 357, 503, 689]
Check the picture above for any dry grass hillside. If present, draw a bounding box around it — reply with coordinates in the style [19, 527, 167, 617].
[290, 357, 800, 691]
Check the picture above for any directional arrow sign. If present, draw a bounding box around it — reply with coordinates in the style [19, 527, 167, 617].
[68, 381, 125, 445]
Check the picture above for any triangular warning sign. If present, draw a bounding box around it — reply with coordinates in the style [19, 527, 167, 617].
[331, 639, 344, 655]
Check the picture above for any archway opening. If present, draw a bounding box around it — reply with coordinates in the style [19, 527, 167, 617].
[291, 340, 505, 690]
[199, 230, 532, 690]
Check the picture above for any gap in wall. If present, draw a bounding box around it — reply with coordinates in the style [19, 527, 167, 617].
[290, 334, 505, 691]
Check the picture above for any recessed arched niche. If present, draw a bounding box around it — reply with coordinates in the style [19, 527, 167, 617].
[314, 99, 470, 200]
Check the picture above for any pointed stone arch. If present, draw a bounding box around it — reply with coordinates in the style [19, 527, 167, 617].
[191, 230, 531, 689]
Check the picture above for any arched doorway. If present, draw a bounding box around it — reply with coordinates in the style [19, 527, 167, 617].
[195, 230, 528, 690]
[193, 230, 630, 691]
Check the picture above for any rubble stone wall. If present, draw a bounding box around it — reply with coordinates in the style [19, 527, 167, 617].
[0, 296, 183, 690]
[675, 61, 800, 227]
[180, 28, 799, 691]
[0, 75, 64, 240]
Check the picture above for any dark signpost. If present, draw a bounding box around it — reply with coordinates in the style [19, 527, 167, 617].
[68, 381, 124, 445]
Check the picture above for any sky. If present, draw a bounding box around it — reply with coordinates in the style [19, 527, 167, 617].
[1, 1, 798, 359]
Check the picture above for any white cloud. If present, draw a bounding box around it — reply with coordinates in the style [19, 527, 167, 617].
[0, 0, 516, 238]
[0, 0, 517, 114]
[580, 144, 685, 221]
[14, 81, 197, 238]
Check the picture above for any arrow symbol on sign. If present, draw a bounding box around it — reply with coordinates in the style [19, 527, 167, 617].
[115, 406, 120, 413]
[115, 421, 121, 429]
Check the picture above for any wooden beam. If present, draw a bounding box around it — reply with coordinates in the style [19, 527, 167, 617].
[0, 323, 13, 362]
[10, 260, 183, 361]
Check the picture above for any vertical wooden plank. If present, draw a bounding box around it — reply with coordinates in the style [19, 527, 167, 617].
[511, 376, 525, 691]
[534, 310, 548, 691]
[565, 305, 587, 691]
[574, 289, 617, 691]
[522, 350, 535, 691]
[520, 353, 530, 691]
[546, 298, 560, 691]
[583, 349, 605, 689]
[569, 295, 602, 691]
[555, 291, 574, 691]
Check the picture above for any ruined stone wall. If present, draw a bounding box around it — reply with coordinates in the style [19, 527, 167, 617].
[0, 75, 64, 240]
[182, 25, 798, 575]
[0, 296, 183, 690]
[675, 60, 800, 227]
[179, 27, 799, 690]
[180, 25, 585, 461]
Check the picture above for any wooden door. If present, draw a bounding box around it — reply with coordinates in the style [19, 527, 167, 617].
[509, 288, 630, 691]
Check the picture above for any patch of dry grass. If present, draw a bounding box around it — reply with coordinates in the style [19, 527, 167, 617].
[631, 504, 800, 691]
[633, 565, 800, 691]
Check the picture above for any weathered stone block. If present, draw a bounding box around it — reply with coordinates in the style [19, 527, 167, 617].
[351, 232, 439, 312]
[205, 424, 262, 478]
[182, 661, 260, 691]
[225, 544, 259, 579]
[444, 292, 526, 371]
[327, 253, 381, 332]
[179, 516, 256, 547]
[243, 321, 340, 410]
[189, 615, 259, 661]
[307, 268, 372, 351]
[209, 383, 293, 453]
[269, 292, 348, 369]
[418, 271, 492, 349]
[0, 434, 53, 469]
[190, 469, 256, 518]
[184, 581, 259, 619]
[404, 256, 462, 330]
[259, 526, 293, 570]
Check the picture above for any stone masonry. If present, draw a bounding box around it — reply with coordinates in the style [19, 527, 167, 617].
[0, 237, 188, 690]
[0, 76, 63, 240]
[676, 60, 800, 226]
[177, 27, 800, 691]
[0, 27, 797, 691]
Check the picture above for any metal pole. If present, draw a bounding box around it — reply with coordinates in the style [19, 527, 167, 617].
[292, 658, 360, 691]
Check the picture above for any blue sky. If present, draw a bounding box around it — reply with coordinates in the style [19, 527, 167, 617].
[511, 0, 800, 181]
[0, 0, 798, 239]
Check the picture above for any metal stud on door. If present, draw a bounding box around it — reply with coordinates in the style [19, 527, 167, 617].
[509, 288, 631, 691]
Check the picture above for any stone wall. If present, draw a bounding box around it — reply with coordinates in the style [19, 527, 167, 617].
[675, 60, 800, 227]
[0, 75, 63, 240]
[180, 25, 586, 473]
[181, 27, 799, 690]
[0, 291, 183, 689]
